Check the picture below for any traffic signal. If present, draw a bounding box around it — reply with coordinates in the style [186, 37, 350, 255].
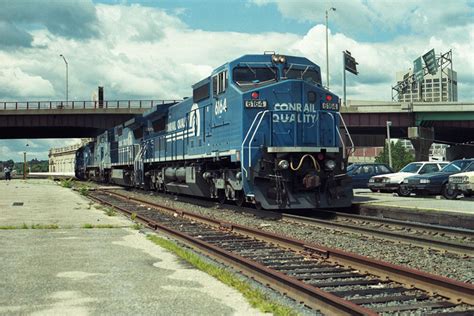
[422, 49, 438, 75]
[343, 51, 358, 75]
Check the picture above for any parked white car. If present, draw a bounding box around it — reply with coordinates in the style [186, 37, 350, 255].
[368, 161, 448, 196]
[448, 163, 474, 197]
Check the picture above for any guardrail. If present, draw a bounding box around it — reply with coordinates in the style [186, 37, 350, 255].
[0, 100, 181, 111]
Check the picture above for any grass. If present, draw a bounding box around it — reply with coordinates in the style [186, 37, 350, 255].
[78, 185, 89, 196]
[59, 178, 74, 188]
[0, 223, 59, 229]
[30, 224, 59, 229]
[147, 235, 297, 316]
[104, 208, 117, 216]
[82, 224, 119, 229]
[132, 223, 142, 230]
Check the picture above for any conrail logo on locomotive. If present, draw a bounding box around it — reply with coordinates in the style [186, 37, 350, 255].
[272, 103, 318, 124]
[165, 103, 201, 141]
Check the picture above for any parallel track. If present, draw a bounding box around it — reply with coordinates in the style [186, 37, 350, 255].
[110, 187, 474, 256]
[281, 212, 474, 256]
[88, 189, 474, 315]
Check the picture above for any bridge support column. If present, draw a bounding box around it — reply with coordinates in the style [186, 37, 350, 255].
[408, 127, 434, 161]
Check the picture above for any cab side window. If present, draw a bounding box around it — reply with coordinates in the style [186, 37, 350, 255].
[213, 71, 228, 96]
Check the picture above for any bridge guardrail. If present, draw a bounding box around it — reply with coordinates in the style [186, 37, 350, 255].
[0, 100, 181, 111]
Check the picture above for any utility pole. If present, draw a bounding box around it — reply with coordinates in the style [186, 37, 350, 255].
[23, 152, 27, 180]
[386, 121, 393, 168]
[325, 7, 336, 89]
[60, 54, 68, 104]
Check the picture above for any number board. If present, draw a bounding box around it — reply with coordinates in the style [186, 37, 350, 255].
[321, 102, 338, 111]
[245, 100, 267, 108]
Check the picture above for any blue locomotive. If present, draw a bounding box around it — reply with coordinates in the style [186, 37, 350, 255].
[76, 53, 354, 210]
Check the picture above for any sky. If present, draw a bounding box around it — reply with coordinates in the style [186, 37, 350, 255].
[1, 0, 473, 161]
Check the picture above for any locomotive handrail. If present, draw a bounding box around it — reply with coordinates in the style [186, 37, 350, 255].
[247, 110, 270, 174]
[336, 112, 355, 157]
[241, 110, 268, 178]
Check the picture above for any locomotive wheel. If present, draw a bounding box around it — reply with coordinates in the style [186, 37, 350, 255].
[217, 190, 226, 204]
[235, 191, 245, 207]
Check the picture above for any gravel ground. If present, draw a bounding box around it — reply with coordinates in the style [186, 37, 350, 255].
[109, 190, 474, 284]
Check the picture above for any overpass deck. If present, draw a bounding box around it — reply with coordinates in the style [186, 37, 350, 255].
[0, 99, 180, 139]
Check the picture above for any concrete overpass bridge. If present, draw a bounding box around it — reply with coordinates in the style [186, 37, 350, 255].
[1, 98, 473, 159]
[341, 100, 474, 159]
[0, 100, 179, 139]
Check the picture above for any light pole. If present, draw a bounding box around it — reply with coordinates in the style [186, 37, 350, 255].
[325, 7, 336, 89]
[23, 141, 30, 179]
[386, 121, 393, 168]
[59, 54, 68, 104]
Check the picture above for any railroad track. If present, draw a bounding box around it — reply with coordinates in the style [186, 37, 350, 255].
[88, 189, 474, 315]
[281, 212, 474, 256]
[106, 187, 474, 256]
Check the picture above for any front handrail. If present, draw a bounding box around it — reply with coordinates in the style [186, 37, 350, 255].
[241, 110, 267, 177]
[336, 112, 355, 156]
[0, 100, 181, 111]
[247, 110, 270, 173]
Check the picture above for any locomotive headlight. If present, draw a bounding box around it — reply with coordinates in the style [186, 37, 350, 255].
[272, 55, 279, 63]
[278, 159, 289, 170]
[324, 159, 336, 170]
[279, 56, 286, 63]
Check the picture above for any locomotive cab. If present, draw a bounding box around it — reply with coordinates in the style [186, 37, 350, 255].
[229, 54, 353, 209]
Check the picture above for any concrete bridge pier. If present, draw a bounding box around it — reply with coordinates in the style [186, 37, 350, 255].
[408, 127, 434, 161]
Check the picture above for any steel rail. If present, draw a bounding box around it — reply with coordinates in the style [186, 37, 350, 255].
[282, 213, 474, 256]
[91, 189, 474, 306]
[308, 210, 474, 236]
[88, 191, 373, 315]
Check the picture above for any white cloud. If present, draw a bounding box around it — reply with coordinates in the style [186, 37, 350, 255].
[0, 2, 473, 160]
[0, 68, 55, 98]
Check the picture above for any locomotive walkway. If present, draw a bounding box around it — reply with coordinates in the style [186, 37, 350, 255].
[0, 179, 262, 315]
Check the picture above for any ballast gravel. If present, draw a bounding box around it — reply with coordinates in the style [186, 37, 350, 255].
[111, 190, 474, 284]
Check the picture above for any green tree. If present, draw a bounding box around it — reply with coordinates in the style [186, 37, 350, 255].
[375, 141, 415, 172]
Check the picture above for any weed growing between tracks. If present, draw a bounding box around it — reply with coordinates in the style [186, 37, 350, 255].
[82, 224, 118, 229]
[0, 223, 59, 229]
[59, 178, 74, 188]
[147, 235, 298, 316]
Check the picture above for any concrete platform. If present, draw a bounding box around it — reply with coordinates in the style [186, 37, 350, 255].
[0, 179, 263, 315]
[353, 189, 474, 229]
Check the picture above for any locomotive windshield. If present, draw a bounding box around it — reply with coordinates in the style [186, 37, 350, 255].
[233, 66, 277, 90]
[284, 66, 321, 85]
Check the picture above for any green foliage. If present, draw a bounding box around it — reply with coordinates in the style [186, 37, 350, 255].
[375, 141, 415, 172]
[131, 212, 137, 221]
[105, 208, 116, 216]
[0, 159, 49, 174]
[60, 178, 74, 188]
[82, 224, 117, 229]
[132, 223, 142, 230]
[78, 185, 89, 196]
[1, 223, 59, 229]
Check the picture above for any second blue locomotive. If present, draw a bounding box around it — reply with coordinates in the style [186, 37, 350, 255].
[76, 53, 353, 210]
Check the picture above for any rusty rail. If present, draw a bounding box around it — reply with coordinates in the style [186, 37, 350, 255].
[89, 189, 474, 314]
